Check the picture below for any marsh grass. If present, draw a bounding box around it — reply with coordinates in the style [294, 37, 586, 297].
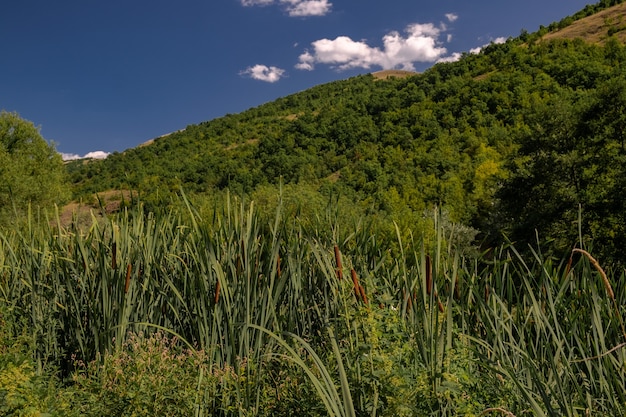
[0, 196, 625, 415]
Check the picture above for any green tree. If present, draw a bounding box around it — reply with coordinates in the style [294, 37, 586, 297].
[0, 111, 69, 222]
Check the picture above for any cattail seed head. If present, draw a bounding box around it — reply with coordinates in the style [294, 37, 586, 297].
[565, 255, 573, 277]
[573, 249, 614, 301]
[359, 284, 368, 305]
[112, 241, 117, 270]
[351, 269, 360, 301]
[214, 280, 221, 305]
[334, 245, 343, 280]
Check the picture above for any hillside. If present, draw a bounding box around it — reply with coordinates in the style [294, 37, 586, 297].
[4, 4, 626, 414]
[67, 0, 626, 265]
[542, 1, 626, 43]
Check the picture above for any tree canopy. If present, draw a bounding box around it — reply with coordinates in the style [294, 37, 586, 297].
[0, 111, 69, 223]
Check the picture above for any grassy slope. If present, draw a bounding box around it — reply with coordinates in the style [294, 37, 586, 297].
[543, 2, 626, 43]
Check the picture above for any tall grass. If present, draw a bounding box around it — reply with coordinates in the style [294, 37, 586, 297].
[0, 196, 625, 415]
[470, 244, 626, 416]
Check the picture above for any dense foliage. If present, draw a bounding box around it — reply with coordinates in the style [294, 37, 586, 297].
[68, 12, 626, 265]
[0, 197, 624, 416]
[3, 2, 626, 415]
[0, 111, 69, 224]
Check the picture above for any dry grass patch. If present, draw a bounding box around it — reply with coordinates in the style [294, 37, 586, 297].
[58, 190, 132, 228]
[542, 3, 626, 44]
[372, 69, 418, 80]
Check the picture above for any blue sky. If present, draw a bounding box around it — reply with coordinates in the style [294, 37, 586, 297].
[1, 0, 592, 159]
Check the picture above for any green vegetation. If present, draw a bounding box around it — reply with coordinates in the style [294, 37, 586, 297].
[0, 111, 70, 225]
[67, 1, 626, 265]
[0, 197, 624, 415]
[3, 1, 626, 415]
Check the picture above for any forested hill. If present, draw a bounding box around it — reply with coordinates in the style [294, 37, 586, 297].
[68, 0, 626, 265]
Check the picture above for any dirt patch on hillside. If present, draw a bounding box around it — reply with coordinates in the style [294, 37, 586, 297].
[58, 190, 133, 228]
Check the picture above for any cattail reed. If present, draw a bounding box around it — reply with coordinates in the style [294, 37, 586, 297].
[359, 284, 368, 305]
[425, 255, 432, 296]
[236, 255, 242, 275]
[214, 280, 221, 305]
[124, 264, 132, 294]
[565, 254, 573, 277]
[433, 290, 444, 312]
[334, 245, 343, 280]
[111, 241, 117, 270]
[403, 289, 413, 310]
[351, 269, 360, 301]
[573, 248, 625, 339]
[572, 249, 613, 300]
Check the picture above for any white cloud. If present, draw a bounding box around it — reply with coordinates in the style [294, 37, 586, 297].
[470, 37, 507, 54]
[240, 64, 286, 82]
[296, 22, 449, 71]
[445, 13, 458, 22]
[295, 51, 315, 71]
[437, 37, 508, 64]
[241, 0, 332, 17]
[282, 0, 331, 16]
[85, 151, 110, 159]
[61, 153, 81, 161]
[61, 151, 110, 161]
[241, 0, 274, 5]
[437, 52, 463, 63]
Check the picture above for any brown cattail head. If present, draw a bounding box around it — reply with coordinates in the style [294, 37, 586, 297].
[573, 248, 626, 340]
[425, 255, 432, 296]
[351, 269, 360, 301]
[484, 284, 490, 302]
[573, 248, 614, 301]
[334, 245, 343, 280]
[277, 254, 281, 278]
[236, 255, 242, 275]
[403, 289, 413, 310]
[454, 276, 460, 300]
[124, 264, 132, 294]
[214, 280, 221, 305]
[359, 284, 369, 305]
[565, 255, 573, 278]
[437, 298, 445, 313]
[112, 241, 117, 270]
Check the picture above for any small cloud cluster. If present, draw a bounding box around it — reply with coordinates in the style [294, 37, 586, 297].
[61, 151, 110, 161]
[445, 13, 458, 23]
[240, 65, 285, 83]
[239, 10, 503, 82]
[241, 0, 332, 17]
[437, 36, 507, 63]
[296, 22, 449, 72]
